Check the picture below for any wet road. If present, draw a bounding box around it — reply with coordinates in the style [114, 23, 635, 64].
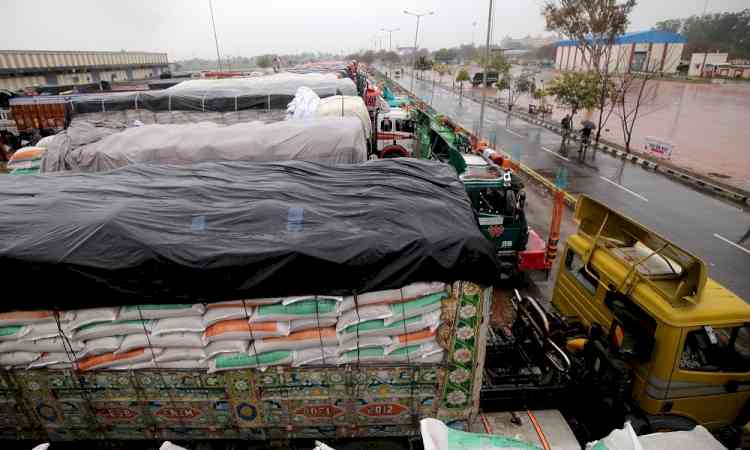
[389, 69, 750, 300]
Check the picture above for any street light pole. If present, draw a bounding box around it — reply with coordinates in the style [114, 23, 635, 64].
[404, 10, 434, 92]
[381, 28, 400, 50]
[478, 0, 494, 138]
[208, 0, 222, 72]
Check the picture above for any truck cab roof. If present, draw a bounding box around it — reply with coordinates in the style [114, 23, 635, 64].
[460, 153, 522, 190]
[571, 196, 750, 328]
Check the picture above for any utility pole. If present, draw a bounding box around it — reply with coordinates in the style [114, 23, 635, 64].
[208, 0, 222, 72]
[404, 10, 434, 92]
[478, 0, 493, 138]
[472, 21, 478, 47]
[381, 28, 400, 50]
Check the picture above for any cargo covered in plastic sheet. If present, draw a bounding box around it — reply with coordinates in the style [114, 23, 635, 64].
[69, 73, 357, 114]
[0, 158, 497, 308]
[0, 159, 496, 441]
[41, 117, 368, 172]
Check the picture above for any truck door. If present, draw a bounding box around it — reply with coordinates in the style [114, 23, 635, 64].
[665, 325, 750, 428]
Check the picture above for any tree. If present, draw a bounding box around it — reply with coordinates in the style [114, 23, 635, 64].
[495, 76, 510, 91]
[498, 75, 523, 112]
[544, 0, 637, 143]
[653, 18, 682, 33]
[458, 44, 478, 63]
[662, 10, 750, 59]
[534, 43, 557, 61]
[360, 50, 376, 64]
[415, 56, 433, 71]
[544, 0, 636, 71]
[514, 75, 534, 94]
[433, 48, 458, 64]
[546, 72, 601, 122]
[475, 53, 511, 75]
[496, 74, 532, 113]
[382, 51, 401, 65]
[433, 63, 451, 83]
[255, 55, 273, 69]
[533, 88, 549, 107]
[456, 68, 470, 100]
[613, 52, 680, 152]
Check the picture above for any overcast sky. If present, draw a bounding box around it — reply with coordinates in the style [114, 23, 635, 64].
[2, 0, 748, 60]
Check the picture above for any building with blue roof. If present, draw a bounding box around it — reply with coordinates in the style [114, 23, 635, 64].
[555, 31, 687, 74]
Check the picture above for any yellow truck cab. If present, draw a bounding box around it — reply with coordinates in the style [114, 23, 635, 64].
[552, 196, 750, 441]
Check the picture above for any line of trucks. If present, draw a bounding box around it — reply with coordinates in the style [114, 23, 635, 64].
[0, 62, 747, 450]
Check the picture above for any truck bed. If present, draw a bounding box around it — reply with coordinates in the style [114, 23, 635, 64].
[0, 283, 491, 442]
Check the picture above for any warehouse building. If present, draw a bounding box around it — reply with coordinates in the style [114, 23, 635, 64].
[0, 50, 169, 90]
[555, 31, 687, 74]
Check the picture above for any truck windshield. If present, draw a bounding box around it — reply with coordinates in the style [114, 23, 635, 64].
[476, 187, 509, 216]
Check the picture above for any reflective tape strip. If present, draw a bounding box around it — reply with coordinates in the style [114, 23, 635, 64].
[645, 375, 750, 400]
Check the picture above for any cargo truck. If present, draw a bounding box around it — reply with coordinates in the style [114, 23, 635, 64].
[481, 195, 750, 447]
[0, 158, 500, 447]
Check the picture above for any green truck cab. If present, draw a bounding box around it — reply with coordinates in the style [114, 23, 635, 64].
[461, 153, 530, 275]
[412, 108, 546, 277]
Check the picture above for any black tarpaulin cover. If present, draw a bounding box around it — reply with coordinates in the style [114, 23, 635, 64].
[0, 159, 499, 311]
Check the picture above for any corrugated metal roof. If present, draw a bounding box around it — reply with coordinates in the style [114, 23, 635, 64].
[556, 30, 687, 47]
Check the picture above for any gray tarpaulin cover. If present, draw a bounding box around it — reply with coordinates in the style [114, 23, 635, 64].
[70, 73, 357, 113]
[0, 159, 499, 310]
[42, 117, 367, 172]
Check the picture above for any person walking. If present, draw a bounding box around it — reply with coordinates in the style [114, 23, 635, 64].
[560, 114, 571, 154]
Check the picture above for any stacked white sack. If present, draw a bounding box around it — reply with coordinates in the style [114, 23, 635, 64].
[0, 282, 450, 373]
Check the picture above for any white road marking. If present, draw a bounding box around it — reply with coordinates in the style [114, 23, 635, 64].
[505, 128, 524, 138]
[541, 146, 570, 162]
[714, 233, 750, 255]
[599, 176, 649, 202]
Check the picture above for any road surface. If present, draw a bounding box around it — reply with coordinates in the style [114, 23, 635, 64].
[388, 69, 750, 300]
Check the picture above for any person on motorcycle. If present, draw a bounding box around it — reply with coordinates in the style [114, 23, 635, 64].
[579, 121, 595, 159]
